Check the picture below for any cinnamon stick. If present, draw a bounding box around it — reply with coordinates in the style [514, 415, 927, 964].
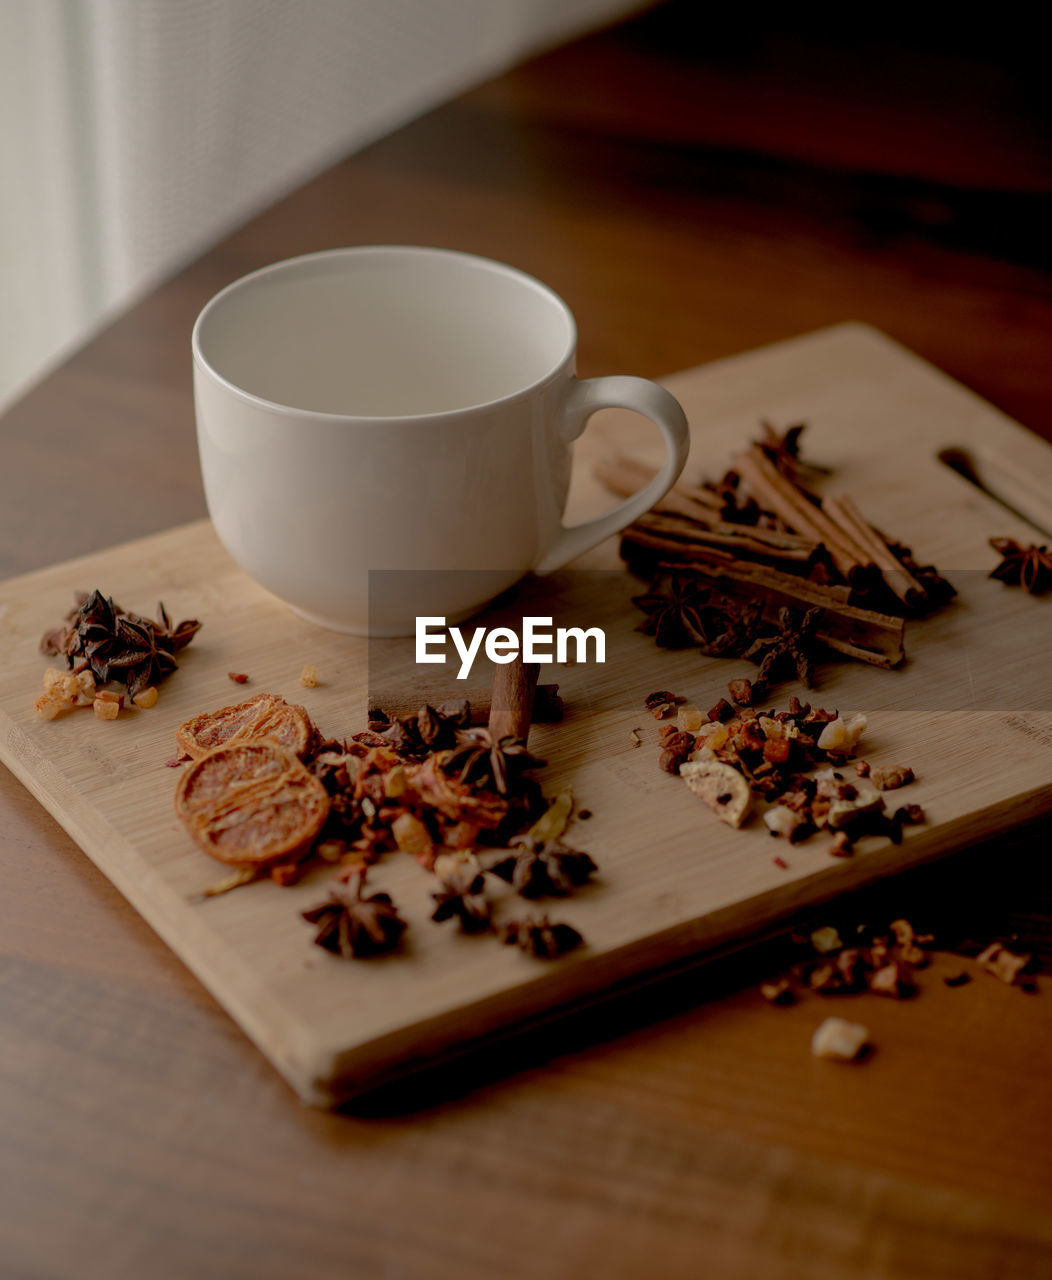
[659, 557, 904, 668]
[631, 513, 815, 564]
[733, 446, 866, 575]
[488, 656, 541, 743]
[823, 495, 927, 608]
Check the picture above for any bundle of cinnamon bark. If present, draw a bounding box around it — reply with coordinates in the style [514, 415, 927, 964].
[597, 424, 955, 674]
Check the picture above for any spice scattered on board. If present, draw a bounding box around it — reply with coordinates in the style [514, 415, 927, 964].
[176, 685, 595, 962]
[647, 689, 923, 854]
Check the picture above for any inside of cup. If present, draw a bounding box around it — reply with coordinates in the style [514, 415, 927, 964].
[194, 248, 575, 417]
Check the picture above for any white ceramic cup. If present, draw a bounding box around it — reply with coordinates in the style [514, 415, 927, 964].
[192, 246, 689, 635]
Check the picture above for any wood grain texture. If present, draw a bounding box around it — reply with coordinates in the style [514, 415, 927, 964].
[2, 324, 1050, 1108]
[2, 6, 1051, 1276]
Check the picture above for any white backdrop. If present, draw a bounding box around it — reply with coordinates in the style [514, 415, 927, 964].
[0, 0, 642, 411]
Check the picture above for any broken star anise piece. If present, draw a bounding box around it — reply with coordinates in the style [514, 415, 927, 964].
[301, 871, 406, 958]
[153, 601, 203, 654]
[756, 421, 830, 485]
[489, 841, 597, 898]
[989, 538, 1052, 595]
[442, 728, 545, 798]
[741, 606, 823, 691]
[501, 914, 583, 959]
[430, 869, 492, 933]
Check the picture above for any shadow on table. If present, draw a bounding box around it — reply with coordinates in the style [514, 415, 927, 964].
[341, 813, 1052, 1119]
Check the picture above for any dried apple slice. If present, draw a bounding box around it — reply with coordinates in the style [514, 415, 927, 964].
[679, 759, 752, 828]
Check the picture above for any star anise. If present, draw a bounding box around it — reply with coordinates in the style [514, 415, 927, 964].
[377, 700, 472, 758]
[430, 869, 492, 933]
[695, 598, 765, 658]
[300, 872, 406, 958]
[989, 538, 1052, 595]
[39, 589, 201, 697]
[501, 914, 583, 958]
[442, 728, 545, 797]
[101, 613, 181, 697]
[489, 841, 597, 898]
[632, 575, 714, 648]
[741, 606, 823, 691]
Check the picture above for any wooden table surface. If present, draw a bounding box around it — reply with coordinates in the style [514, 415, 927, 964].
[2, 5, 1050, 1276]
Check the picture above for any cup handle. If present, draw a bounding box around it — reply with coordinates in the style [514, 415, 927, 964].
[534, 375, 690, 575]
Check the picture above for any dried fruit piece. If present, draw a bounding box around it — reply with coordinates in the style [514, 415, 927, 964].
[811, 1017, 869, 1061]
[676, 702, 706, 732]
[679, 759, 752, 827]
[300, 665, 319, 688]
[811, 926, 842, 954]
[133, 686, 158, 708]
[176, 692, 317, 761]
[33, 692, 65, 721]
[816, 770, 885, 830]
[176, 740, 329, 866]
[764, 805, 807, 841]
[977, 942, 1031, 985]
[728, 678, 755, 706]
[816, 713, 867, 755]
[868, 961, 914, 998]
[390, 812, 434, 861]
[523, 791, 574, 845]
[644, 690, 681, 719]
[761, 977, 794, 1004]
[870, 764, 915, 791]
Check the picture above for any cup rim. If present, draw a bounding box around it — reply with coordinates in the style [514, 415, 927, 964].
[191, 244, 578, 424]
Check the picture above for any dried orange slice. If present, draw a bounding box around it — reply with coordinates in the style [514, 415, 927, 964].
[176, 740, 330, 866]
[176, 692, 316, 761]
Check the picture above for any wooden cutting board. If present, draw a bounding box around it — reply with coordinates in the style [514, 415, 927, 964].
[2, 323, 1050, 1106]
